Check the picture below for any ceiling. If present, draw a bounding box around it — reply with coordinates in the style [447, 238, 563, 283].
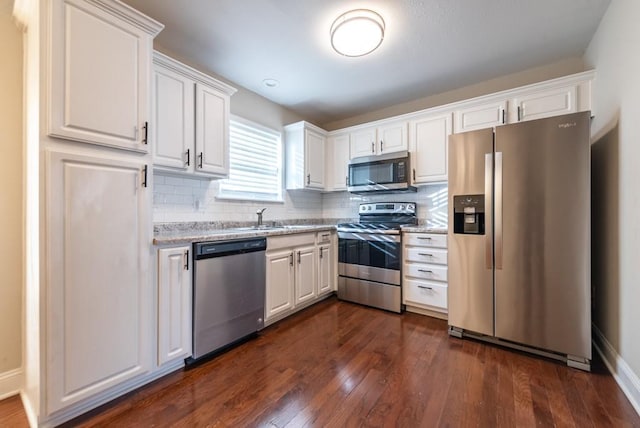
[122, 0, 610, 126]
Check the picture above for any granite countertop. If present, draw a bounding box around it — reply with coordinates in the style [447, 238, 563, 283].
[400, 225, 448, 234]
[153, 222, 339, 245]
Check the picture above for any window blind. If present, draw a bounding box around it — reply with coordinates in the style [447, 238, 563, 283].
[218, 118, 283, 202]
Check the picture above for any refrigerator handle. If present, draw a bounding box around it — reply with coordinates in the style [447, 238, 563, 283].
[495, 151, 503, 270]
[485, 153, 493, 269]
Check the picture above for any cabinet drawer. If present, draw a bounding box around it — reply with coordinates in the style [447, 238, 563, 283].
[316, 231, 333, 245]
[404, 247, 447, 265]
[404, 263, 447, 282]
[404, 233, 447, 248]
[403, 279, 447, 310]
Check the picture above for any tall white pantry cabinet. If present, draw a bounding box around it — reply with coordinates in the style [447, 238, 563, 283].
[16, 0, 166, 426]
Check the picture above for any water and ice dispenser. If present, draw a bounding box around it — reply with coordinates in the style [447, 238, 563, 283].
[453, 195, 485, 235]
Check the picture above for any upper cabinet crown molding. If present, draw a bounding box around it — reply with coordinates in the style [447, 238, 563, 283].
[83, 0, 164, 35]
[153, 51, 237, 96]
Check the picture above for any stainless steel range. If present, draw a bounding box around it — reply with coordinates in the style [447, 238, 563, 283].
[337, 202, 417, 313]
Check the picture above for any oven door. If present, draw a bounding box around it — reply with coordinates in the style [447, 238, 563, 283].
[338, 231, 401, 285]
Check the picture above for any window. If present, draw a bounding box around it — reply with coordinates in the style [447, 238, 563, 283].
[218, 117, 283, 202]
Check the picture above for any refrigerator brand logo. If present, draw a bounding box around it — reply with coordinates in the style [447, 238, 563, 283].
[558, 122, 577, 129]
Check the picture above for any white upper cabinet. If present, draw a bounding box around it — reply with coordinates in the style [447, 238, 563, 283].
[153, 65, 195, 169]
[195, 84, 229, 177]
[48, 0, 163, 151]
[454, 75, 591, 134]
[512, 85, 577, 122]
[454, 100, 507, 133]
[325, 133, 350, 191]
[152, 52, 236, 178]
[285, 121, 327, 190]
[349, 121, 408, 158]
[409, 112, 452, 184]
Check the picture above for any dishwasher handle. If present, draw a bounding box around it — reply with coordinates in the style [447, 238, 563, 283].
[194, 238, 267, 260]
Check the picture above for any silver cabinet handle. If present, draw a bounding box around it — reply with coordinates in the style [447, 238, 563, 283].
[289, 253, 293, 266]
[319, 247, 323, 259]
[517, 106, 522, 121]
[371, 142, 375, 153]
[198, 152, 203, 168]
[183, 250, 189, 270]
[418, 253, 433, 257]
[495, 151, 503, 270]
[380, 140, 384, 152]
[417, 236, 432, 240]
[502, 109, 506, 124]
[485, 153, 493, 270]
[297, 251, 301, 264]
[307, 174, 311, 185]
[412, 168, 416, 181]
[417, 285, 433, 290]
[418, 269, 433, 273]
[185, 149, 190, 166]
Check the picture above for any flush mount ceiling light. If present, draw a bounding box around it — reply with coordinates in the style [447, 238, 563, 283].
[330, 9, 385, 57]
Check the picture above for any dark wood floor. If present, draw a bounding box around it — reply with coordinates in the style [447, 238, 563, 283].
[2, 297, 639, 427]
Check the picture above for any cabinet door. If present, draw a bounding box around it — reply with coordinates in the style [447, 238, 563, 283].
[410, 113, 452, 183]
[454, 100, 507, 133]
[158, 247, 192, 365]
[295, 246, 317, 305]
[326, 133, 350, 191]
[318, 244, 333, 295]
[350, 127, 377, 158]
[49, 0, 155, 151]
[513, 86, 577, 122]
[305, 129, 325, 189]
[195, 84, 229, 177]
[378, 121, 408, 154]
[266, 250, 295, 320]
[152, 65, 195, 171]
[46, 150, 151, 413]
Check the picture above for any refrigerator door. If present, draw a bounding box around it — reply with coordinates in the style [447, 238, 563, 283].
[494, 111, 591, 359]
[448, 128, 495, 336]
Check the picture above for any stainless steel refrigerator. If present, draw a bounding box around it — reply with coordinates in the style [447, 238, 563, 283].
[447, 111, 591, 370]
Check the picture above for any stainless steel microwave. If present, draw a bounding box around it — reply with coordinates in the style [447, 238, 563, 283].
[347, 151, 416, 194]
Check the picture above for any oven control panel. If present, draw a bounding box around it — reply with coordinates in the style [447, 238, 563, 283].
[359, 202, 416, 215]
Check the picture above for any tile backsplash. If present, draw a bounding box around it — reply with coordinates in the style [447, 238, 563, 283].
[153, 172, 447, 226]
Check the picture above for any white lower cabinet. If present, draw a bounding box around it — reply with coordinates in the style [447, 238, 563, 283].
[402, 232, 448, 318]
[265, 231, 336, 325]
[46, 149, 152, 414]
[266, 249, 296, 320]
[157, 246, 192, 366]
[294, 245, 317, 305]
[317, 231, 336, 295]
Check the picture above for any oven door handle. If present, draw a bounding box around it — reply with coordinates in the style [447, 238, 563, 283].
[337, 231, 401, 243]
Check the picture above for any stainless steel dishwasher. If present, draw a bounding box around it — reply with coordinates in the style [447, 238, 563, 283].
[189, 237, 266, 363]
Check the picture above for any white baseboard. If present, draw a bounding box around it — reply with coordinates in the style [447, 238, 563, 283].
[593, 325, 640, 417]
[0, 368, 22, 401]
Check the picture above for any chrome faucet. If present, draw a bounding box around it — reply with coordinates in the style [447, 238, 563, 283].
[256, 208, 267, 227]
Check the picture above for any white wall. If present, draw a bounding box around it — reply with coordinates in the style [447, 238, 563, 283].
[584, 0, 640, 411]
[0, 0, 23, 380]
